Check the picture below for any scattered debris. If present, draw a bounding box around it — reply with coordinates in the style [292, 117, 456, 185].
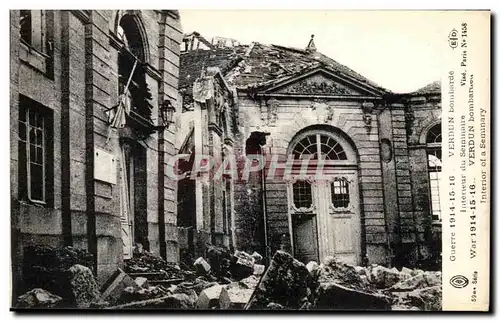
[246, 250, 310, 310]
[22, 245, 94, 304]
[17, 288, 63, 308]
[18, 246, 441, 311]
[239, 275, 260, 290]
[231, 250, 255, 279]
[369, 265, 408, 289]
[134, 277, 149, 288]
[251, 251, 263, 264]
[220, 284, 254, 309]
[125, 250, 187, 280]
[316, 257, 372, 292]
[194, 257, 212, 276]
[306, 261, 319, 273]
[100, 268, 141, 306]
[253, 264, 265, 276]
[196, 284, 225, 309]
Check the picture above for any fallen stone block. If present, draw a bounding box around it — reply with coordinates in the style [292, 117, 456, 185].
[219, 285, 254, 309]
[253, 264, 265, 276]
[17, 288, 63, 308]
[100, 268, 141, 306]
[370, 265, 402, 289]
[117, 285, 165, 304]
[171, 284, 199, 307]
[135, 277, 149, 288]
[239, 275, 260, 290]
[196, 284, 224, 309]
[251, 251, 263, 263]
[165, 293, 197, 309]
[191, 277, 211, 294]
[315, 282, 391, 310]
[67, 264, 101, 308]
[231, 251, 255, 279]
[317, 258, 370, 293]
[194, 257, 211, 275]
[407, 286, 442, 311]
[306, 261, 319, 273]
[245, 250, 310, 309]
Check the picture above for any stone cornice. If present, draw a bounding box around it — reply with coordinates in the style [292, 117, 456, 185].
[71, 10, 91, 24]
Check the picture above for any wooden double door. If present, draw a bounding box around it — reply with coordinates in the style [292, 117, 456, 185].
[290, 170, 361, 265]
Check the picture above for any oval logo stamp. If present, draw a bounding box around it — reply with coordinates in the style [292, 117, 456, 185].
[450, 275, 469, 288]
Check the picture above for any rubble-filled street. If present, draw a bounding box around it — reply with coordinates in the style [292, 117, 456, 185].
[16, 245, 441, 310]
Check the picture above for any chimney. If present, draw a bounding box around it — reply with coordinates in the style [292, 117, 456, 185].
[305, 34, 317, 52]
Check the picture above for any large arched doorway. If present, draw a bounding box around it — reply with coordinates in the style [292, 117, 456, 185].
[287, 127, 361, 265]
[115, 13, 151, 258]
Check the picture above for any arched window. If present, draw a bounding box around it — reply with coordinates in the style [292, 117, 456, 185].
[292, 133, 347, 160]
[426, 123, 442, 222]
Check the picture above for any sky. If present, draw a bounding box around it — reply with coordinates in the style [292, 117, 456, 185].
[178, 10, 447, 93]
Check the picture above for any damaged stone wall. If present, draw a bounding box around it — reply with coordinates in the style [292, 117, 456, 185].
[405, 92, 442, 269]
[387, 103, 417, 266]
[235, 96, 388, 265]
[10, 10, 183, 297]
[176, 71, 237, 260]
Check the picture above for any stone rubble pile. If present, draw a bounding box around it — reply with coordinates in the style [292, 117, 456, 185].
[16, 245, 441, 311]
[125, 244, 191, 280]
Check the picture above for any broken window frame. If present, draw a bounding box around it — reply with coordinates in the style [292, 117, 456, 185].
[117, 20, 153, 125]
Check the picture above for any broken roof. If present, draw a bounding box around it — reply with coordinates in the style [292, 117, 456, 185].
[179, 35, 390, 100]
[409, 80, 441, 96]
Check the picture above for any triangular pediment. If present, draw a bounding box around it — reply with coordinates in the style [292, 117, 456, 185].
[261, 68, 384, 97]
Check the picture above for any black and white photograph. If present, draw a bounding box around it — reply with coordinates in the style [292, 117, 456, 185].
[8, 9, 490, 311]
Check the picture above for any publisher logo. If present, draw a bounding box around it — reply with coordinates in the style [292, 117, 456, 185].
[450, 275, 469, 288]
[448, 29, 459, 49]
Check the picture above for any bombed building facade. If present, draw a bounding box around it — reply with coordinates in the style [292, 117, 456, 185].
[10, 10, 442, 301]
[177, 34, 442, 269]
[10, 9, 183, 295]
